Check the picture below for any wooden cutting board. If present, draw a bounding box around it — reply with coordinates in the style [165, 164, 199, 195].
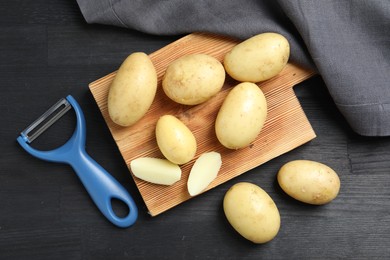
[89, 33, 316, 216]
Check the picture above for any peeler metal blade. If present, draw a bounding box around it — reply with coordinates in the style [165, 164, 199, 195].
[20, 98, 71, 143]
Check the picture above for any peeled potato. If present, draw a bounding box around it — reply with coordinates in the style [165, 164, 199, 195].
[162, 53, 225, 105]
[187, 152, 222, 196]
[130, 157, 181, 185]
[224, 32, 290, 82]
[156, 115, 197, 165]
[108, 52, 157, 127]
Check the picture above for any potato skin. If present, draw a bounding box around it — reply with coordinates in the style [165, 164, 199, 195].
[224, 32, 290, 82]
[223, 182, 280, 244]
[277, 160, 341, 205]
[162, 54, 225, 105]
[108, 52, 157, 127]
[215, 82, 267, 149]
[156, 115, 197, 165]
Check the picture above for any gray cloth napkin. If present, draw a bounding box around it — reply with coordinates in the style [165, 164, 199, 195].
[76, 0, 390, 136]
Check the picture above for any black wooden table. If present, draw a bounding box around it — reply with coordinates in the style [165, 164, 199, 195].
[1, 1, 390, 259]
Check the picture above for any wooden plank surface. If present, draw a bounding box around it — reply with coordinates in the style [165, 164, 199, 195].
[3, 1, 390, 259]
[89, 33, 316, 216]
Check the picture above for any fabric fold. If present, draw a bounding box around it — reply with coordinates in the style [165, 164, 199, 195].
[76, 0, 390, 136]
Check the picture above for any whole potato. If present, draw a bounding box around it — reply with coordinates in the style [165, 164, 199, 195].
[108, 52, 157, 127]
[223, 182, 280, 244]
[215, 82, 267, 149]
[277, 160, 341, 205]
[162, 54, 225, 105]
[224, 32, 290, 82]
[156, 115, 197, 165]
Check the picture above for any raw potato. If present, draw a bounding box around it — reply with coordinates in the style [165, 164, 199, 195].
[215, 82, 267, 149]
[108, 52, 157, 127]
[187, 152, 222, 196]
[156, 115, 197, 165]
[223, 182, 280, 244]
[130, 157, 181, 185]
[224, 32, 290, 82]
[277, 160, 341, 205]
[162, 54, 225, 105]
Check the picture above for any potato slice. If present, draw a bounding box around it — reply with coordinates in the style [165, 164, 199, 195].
[130, 157, 181, 185]
[187, 152, 222, 196]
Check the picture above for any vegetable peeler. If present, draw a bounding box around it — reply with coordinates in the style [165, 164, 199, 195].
[17, 95, 138, 228]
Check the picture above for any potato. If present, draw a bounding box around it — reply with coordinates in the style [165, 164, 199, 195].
[223, 182, 280, 244]
[215, 82, 267, 149]
[156, 115, 197, 165]
[162, 54, 225, 105]
[108, 52, 157, 127]
[187, 152, 222, 196]
[277, 160, 341, 205]
[224, 32, 290, 82]
[130, 157, 181, 185]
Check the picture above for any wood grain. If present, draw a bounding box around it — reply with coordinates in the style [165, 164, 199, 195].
[89, 33, 316, 216]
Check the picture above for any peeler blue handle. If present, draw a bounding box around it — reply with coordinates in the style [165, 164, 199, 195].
[17, 95, 138, 228]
